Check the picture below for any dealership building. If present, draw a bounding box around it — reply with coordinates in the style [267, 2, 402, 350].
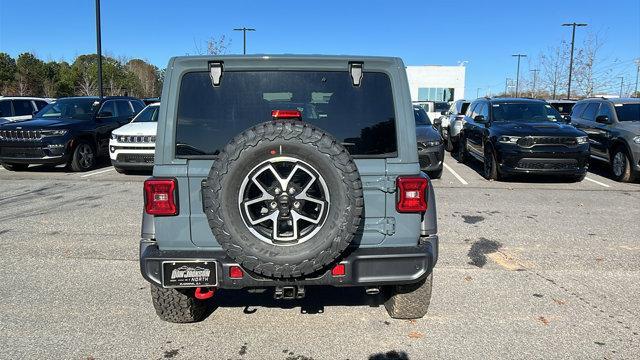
[406, 65, 466, 102]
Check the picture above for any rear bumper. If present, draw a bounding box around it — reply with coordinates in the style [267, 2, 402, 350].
[139, 235, 438, 289]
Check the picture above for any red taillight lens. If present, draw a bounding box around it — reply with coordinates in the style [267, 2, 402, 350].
[144, 178, 178, 216]
[331, 263, 346, 277]
[229, 265, 244, 279]
[396, 177, 428, 213]
[271, 109, 301, 119]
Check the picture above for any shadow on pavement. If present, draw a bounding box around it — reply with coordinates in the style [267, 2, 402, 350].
[210, 286, 385, 315]
[369, 351, 410, 360]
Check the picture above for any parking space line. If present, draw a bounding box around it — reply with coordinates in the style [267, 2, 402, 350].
[443, 162, 468, 185]
[584, 176, 611, 188]
[80, 168, 114, 178]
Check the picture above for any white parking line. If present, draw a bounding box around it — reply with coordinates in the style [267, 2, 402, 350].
[80, 168, 114, 178]
[443, 162, 468, 185]
[584, 176, 611, 188]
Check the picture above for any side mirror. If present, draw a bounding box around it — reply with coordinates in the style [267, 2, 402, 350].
[595, 115, 610, 124]
[433, 117, 442, 125]
[97, 111, 113, 119]
[474, 115, 486, 123]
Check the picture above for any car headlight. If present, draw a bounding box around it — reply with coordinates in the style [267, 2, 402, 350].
[576, 136, 588, 144]
[111, 133, 117, 140]
[41, 129, 68, 136]
[498, 136, 520, 144]
[633, 136, 640, 144]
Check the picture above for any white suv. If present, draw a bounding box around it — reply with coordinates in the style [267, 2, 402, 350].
[109, 102, 159, 173]
[0, 97, 52, 123]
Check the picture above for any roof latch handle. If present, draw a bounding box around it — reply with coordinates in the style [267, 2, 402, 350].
[349, 62, 363, 87]
[208, 61, 223, 87]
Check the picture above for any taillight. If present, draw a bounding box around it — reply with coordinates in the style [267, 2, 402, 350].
[271, 109, 301, 120]
[396, 177, 428, 213]
[144, 178, 178, 216]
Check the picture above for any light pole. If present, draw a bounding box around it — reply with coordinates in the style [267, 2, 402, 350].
[562, 22, 588, 99]
[618, 77, 624, 97]
[505, 78, 512, 96]
[233, 27, 256, 55]
[476, 88, 481, 98]
[512, 54, 527, 97]
[530, 69, 540, 98]
[95, 0, 103, 99]
[634, 59, 639, 97]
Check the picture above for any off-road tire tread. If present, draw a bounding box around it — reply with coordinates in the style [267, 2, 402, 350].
[203, 121, 363, 278]
[384, 273, 433, 319]
[150, 285, 211, 323]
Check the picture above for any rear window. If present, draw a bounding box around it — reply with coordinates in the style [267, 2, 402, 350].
[175, 71, 397, 157]
[614, 103, 640, 122]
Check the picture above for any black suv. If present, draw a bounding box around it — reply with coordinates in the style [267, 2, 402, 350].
[458, 98, 590, 181]
[570, 98, 640, 182]
[0, 96, 145, 171]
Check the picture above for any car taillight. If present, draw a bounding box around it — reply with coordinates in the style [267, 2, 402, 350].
[144, 178, 178, 216]
[396, 177, 428, 213]
[271, 109, 301, 120]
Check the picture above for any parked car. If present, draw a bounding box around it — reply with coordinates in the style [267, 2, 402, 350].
[0, 96, 145, 171]
[546, 99, 576, 118]
[569, 98, 640, 182]
[413, 100, 449, 130]
[109, 102, 159, 174]
[140, 55, 438, 323]
[414, 105, 444, 179]
[458, 98, 590, 181]
[439, 99, 470, 152]
[0, 96, 52, 122]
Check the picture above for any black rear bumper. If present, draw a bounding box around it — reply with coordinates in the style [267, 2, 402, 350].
[140, 236, 438, 289]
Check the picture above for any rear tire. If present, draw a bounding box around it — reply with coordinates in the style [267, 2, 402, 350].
[457, 136, 469, 163]
[445, 133, 455, 152]
[384, 273, 433, 319]
[150, 285, 213, 323]
[611, 146, 637, 183]
[1, 163, 29, 171]
[68, 141, 96, 172]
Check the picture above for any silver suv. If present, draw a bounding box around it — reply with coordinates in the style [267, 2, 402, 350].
[570, 98, 640, 182]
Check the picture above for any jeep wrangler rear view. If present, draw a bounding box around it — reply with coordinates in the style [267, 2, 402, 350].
[139, 55, 438, 322]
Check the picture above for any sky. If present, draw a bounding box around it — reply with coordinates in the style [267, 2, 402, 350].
[1, 0, 639, 97]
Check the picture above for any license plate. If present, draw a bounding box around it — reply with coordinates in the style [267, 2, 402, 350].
[162, 260, 217, 288]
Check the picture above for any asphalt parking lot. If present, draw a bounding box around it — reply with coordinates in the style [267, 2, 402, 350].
[0, 153, 639, 360]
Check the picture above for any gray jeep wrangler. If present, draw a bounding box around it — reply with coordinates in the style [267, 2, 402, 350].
[139, 55, 438, 322]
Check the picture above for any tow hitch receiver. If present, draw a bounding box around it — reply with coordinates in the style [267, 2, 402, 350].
[275, 286, 305, 300]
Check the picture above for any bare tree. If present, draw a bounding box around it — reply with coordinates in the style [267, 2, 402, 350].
[77, 70, 96, 96]
[194, 35, 232, 55]
[573, 32, 613, 97]
[14, 73, 29, 95]
[539, 40, 569, 99]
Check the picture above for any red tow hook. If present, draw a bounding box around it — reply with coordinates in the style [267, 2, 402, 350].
[194, 287, 215, 300]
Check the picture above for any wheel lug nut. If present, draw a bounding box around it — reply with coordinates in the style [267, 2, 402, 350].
[270, 201, 277, 209]
[288, 187, 295, 194]
[293, 201, 300, 208]
[274, 188, 281, 194]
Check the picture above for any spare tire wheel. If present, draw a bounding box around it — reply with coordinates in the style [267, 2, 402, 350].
[203, 121, 364, 278]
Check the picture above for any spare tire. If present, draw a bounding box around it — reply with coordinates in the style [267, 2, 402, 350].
[203, 121, 363, 278]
